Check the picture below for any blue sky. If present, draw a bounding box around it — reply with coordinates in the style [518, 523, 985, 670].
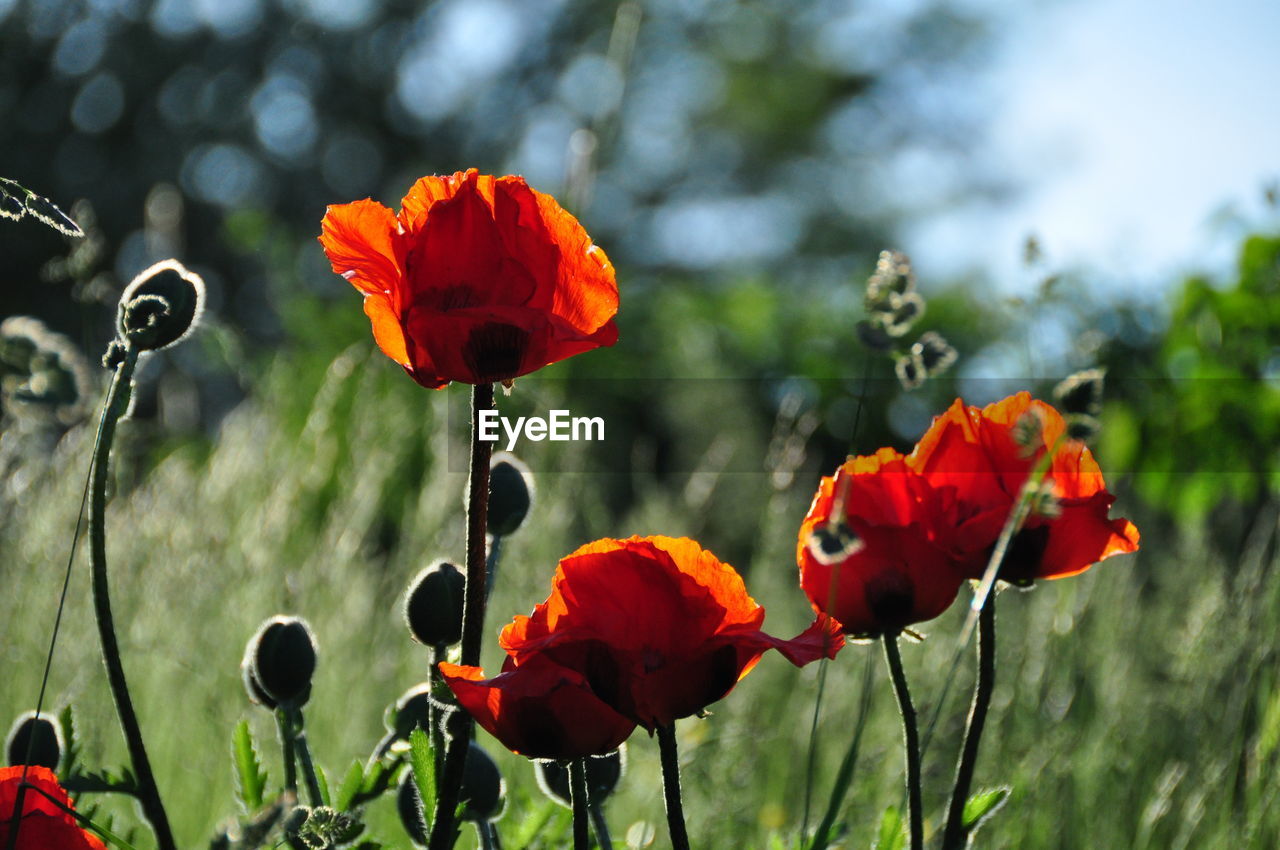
[906, 0, 1280, 295]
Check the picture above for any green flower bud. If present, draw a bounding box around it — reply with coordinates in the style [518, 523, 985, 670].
[461, 742, 506, 823]
[245, 616, 318, 710]
[116, 259, 205, 352]
[386, 683, 433, 741]
[5, 711, 64, 770]
[535, 746, 627, 809]
[487, 453, 534, 537]
[397, 769, 429, 846]
[404, 561, 464, 648]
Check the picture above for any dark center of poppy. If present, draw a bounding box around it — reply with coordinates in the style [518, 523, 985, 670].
[997, 524, 1051, 584]
[863, 569, 915, 633]
[462, 322, 529, 383]
[416, 285, 478, 312]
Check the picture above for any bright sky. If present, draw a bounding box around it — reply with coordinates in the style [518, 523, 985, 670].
[906, 0, 1280, 296]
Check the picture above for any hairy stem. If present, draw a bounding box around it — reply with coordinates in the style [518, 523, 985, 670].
[942, 596, 998, 849]
[428, 383, 494, 850]
[570, 758, 590, 850]
[89, 347, 177, 850]
[882, 634, 923, 850]
[277, 710, 298, 796]
[656, 724, 691, 850]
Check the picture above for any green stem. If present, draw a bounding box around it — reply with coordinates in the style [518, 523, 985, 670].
[882, 634, 923, 850]
[277, 710, 298, 796]
[656, 724, 691, 850]
[89, 347, 177, 850]
[427, 383, 494, 850]
[942, 596, 998, 850]
[292, 715, 324, 807]
[589, 803, 613, 850]
[570, 758, 590, 850]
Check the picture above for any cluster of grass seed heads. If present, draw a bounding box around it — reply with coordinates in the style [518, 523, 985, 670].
[0, 177, 84, 236]
[5, 711, 64, 770]
[855, 250, 958, 389]
[241, 616, 319, 711]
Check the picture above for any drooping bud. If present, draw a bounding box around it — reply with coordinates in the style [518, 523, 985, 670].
[116, 259, 205, 352]
[487, 453, 534, 537]
[386, 683, 433, 741]
[244, 616, 318, 710]
[535, 746, 627, 809]
[404, 561, 465, 648]
[5, 711, 64, 770]
[460, 742, 506, 823]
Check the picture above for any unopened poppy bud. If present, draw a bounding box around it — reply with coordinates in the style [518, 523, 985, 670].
[397, 770, 429, 846]
[386, 683, 434, 741]
[404, 561, 465, 648]
[912, 331, 958, 377]
[246, 616, 318, 709]
[460, 742, 506, 823]
[535, 746, 627, 809]
[895, 352, 925, 390]
[1054, 368, 1105, 418]
[116, 259, 205, 352]
[854, 319, 894, 353]
[487, 453, 534, 536]
[5, 711, 63, 769]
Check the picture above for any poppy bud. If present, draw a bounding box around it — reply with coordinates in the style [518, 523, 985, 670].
[116, 259, 205, 352]
[460, 742, 506, 823]
[397, 769, 429, 846]
[487, 453, 534, 537]
[912, 331, 957, 377]
[535, 746, 627, 809]
[386, 683, 434, 741]
[404, 561, 465, 648]
[5, 711, 63, 770]
[245, 616, 318, 710]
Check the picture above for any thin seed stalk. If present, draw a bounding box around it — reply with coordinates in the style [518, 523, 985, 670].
[942, 596, 997, 849]
[656, 724, 691, 850]
[427, 382, 495, 850]
[89, 346, 177, 850]
[882, 634, 923, 850]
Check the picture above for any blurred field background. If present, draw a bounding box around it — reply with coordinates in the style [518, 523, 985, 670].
[3, 0, 1280, 847]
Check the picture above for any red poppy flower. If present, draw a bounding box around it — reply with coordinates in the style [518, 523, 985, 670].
[907, 392, 1140, 582]
[0, 766, 106, 850]
[796, 448, 969, 636]
[320, 169, 619, 389]
[497, 535, 843, 730]
[439, 655, 636, 761]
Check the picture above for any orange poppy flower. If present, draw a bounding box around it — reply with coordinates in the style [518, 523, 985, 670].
[907, 392, 1140, 582]
[439, 655, 637, 761]
[495, 535, 843, 730]
[319, 169, 618, 389]
[0, 766, 106, 850]
[796, 448, 969, 636]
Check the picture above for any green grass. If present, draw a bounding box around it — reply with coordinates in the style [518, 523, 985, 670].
[3, 338, 1278, 849]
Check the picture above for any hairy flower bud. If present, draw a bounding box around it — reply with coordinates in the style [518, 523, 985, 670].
[535, 746, 627, 809]
[397, 770, 429, 846]
[487, 453, 534, 537]
[460, 742, 506, 823]
[244, 616, 318, 710]
[116, 259, 205, 352]
[5, 711, 63, 770]
[404, 561, 465, 648]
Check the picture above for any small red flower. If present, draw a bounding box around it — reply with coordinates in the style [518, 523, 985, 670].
[796, 448, 969, 636]
[320, 169, 619, 389]
[908, 392, 1140, 582]
[0, 766, 106, 850]
[439, 655, 636, 761]
[493, 536, 842, 731]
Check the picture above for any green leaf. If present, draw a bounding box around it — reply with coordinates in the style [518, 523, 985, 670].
[408, 729, 435, 815]
[315, 763, 331, 806]
[232, 719, 269, 811]
[962, 786, 1011, 832]
[58, 705, 80, 776]
[874, 806, 906, 850]
[336, 760, 365, 811]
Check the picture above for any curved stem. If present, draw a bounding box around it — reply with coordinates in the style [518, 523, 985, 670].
[570, 758, 590, 850]
[942, 595, 998, 849]
[89, 348, 177, 850]
[656, 724, 691, 850]
[882, 634, 923, 850]
[428, 382, 494, 850]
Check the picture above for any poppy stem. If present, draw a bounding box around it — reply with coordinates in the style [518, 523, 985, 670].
[941, 595, 997, 850]
[292, 713, 325, 808]
[881, 634, 923, 850]
[590, 802, 614, 850]
[570, 758, 590, 850]
[88, 346, 178, 850]
[428, 382, 495, 850]
[276, 709, 298, 796]
[656, 723, 692, 850]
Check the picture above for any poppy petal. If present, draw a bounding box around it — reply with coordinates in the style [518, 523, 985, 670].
[319, 199, 402, 299]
